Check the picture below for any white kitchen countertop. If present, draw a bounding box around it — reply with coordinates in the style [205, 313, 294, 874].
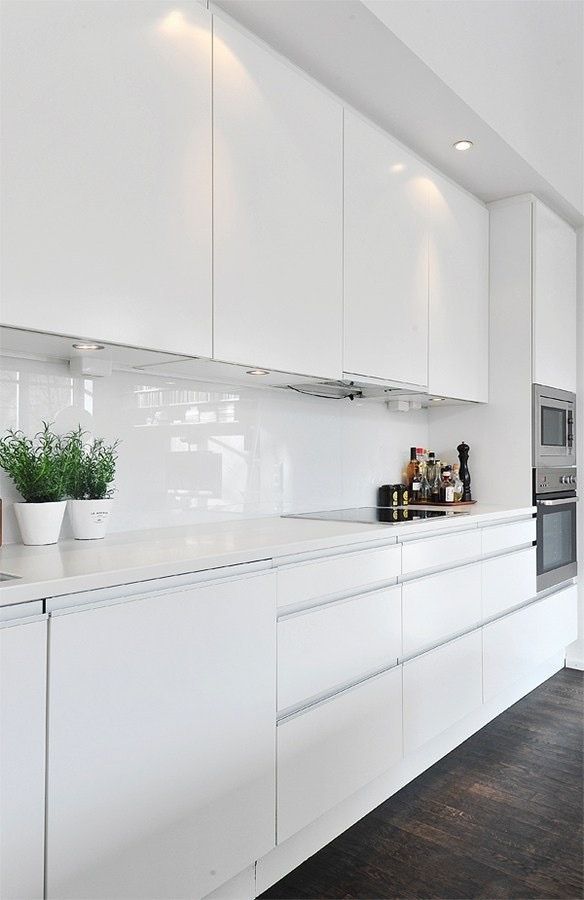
[0, 504, 535, 607]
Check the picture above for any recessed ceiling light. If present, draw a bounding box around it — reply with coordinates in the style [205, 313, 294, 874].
[72, 342, 105, 351]
[247, 368, 270, 376]
[453, 139, 473, 152]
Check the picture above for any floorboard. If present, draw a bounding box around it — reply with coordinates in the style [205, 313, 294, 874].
[261, 668, 584, 900]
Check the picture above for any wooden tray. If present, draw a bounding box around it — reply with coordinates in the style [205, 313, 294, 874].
[418, 500, 477, 507]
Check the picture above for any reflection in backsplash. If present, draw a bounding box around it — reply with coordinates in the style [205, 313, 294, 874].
[0, 355, 428, 543]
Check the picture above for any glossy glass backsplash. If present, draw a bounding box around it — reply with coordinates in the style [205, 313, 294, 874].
[0, 355, 428, 543]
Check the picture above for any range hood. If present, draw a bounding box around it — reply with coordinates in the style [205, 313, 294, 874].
[278, 376, 427, 404]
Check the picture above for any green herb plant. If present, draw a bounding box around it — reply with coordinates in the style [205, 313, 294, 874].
[0, 422, 70, 503]
[65, 426, 119, 500]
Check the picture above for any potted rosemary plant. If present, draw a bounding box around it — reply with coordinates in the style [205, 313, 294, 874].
[0, 423, 69, 545]
[65, 427, 119, 540]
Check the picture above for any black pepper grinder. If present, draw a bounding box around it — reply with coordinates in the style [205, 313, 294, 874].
[457, 442, 472, 501]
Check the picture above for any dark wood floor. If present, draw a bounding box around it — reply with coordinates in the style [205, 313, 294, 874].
[261, 669, 584, 900]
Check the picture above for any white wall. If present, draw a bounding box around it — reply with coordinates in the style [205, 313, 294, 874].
[364, 0, 584, 216]
[0, 354, 428, 544]
[567, 226, 584, 669]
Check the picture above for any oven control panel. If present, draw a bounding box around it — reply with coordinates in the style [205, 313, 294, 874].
[534, 466, 577, 495]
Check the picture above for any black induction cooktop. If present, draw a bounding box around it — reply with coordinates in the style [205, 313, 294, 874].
[287, 506, 471, 525]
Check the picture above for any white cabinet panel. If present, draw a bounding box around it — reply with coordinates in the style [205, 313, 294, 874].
[428, 176, 489, 401]
[213, 18, 343, 378]
[46, 573, 276, 900]
[1, 1, 212, 356]
[481, 518, 536, 556]
[277, 544, 401, 609]
[343, 111, 428, 387]
[533, 203, 577, 391]
[278, 585, 401, 710]
[482, 546, 536, 620]
[402, 563, 481, 657]
[277, 667, 402, 842]
[483, 584, 577, 702]
[401, 529, 481, 576]
[0, 618, 47, 900]
[533, 201, 578, 393]
[403, 630, 482, 754]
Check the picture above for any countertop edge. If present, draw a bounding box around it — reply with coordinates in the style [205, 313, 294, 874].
[0, 506, 536, 608]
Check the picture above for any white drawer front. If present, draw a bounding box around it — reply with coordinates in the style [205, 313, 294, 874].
[277, 544, 401, 609]
[277, 667, 402, 843]
[483, 584, 577, 702]
[481, 518, 535, 556]
[278, 585, 401, 711]
[402, 563, 481, 658]
[403, 630, 482, 754]
[482, 546, 536, 619]
[401, 529, 481, 576]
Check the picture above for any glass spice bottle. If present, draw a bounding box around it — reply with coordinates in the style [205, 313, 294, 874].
[451, 463, 464, 503]
[420, 461, 432, 503]
[439, 467, 455, 503]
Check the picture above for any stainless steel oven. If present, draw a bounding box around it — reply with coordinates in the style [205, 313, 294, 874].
[533, 384, 576, 467]
[534, 466, 578, 591]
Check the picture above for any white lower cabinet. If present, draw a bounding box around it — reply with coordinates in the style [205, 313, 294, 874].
[482, 546, 536, 619]
[277, 666, 402, 843]
[401, 529, 481, 576]
[278, 585, 401, 711]
[402, 562, 481, 657]
[403, 630, 483, 754]
[276, 543, 401, 609]
[483, 583, 578, 702]
[46, 572, 277, 900]
[481, 518, 535, 556]
[0, 616, 47, 900]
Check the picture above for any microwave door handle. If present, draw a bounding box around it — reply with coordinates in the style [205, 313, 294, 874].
[537, 498, 579, 506]
[567, 411, 574, 448]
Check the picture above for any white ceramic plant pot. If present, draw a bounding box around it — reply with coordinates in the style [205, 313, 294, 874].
[14, 501, 67, 546]
[68, 499, 113, 540]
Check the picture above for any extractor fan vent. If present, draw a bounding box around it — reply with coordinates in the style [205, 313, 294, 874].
[285, 381, 364, 400]
[281, 379, 424, 401]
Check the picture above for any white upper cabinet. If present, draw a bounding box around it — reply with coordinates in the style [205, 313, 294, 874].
[344, 112, 429, 387]
[213, 18, 343, 379]
[0, 1, 212, 357]
[428, 176, 489, 402]
[532, 200, 577, 393]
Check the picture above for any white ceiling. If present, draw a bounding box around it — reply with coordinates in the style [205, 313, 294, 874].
[213, 0, 584, 225]
[364, 0, 584, 217]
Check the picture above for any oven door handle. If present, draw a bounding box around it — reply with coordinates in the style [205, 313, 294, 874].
[537, 497, 579, 506]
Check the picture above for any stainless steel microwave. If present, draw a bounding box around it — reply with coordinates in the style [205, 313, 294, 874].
[532, 384, 576, 468]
